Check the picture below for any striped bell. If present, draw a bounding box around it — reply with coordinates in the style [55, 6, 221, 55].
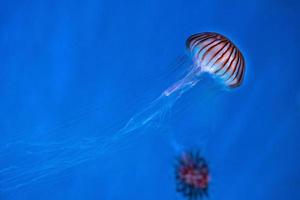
[186, 32, 245, 88]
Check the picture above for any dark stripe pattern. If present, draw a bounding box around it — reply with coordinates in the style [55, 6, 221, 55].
[186, 32, 245, 88]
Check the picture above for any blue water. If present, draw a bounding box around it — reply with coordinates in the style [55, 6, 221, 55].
[1, 0, 300, 199]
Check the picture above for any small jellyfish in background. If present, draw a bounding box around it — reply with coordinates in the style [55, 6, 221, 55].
[175, 151, 210, 199]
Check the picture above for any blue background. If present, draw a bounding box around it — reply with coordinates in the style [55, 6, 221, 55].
[0, 0, 300, 199]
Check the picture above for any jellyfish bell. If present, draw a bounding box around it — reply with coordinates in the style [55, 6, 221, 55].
[163, 32, 245, 96]
[186, 32, 245, 88]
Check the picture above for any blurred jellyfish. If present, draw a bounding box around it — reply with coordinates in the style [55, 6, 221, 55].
[175, 150, 209, 199]
[0, 32, 245, 191]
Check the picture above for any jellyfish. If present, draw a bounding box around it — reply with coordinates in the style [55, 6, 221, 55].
[175, 150, 210, 199]
[112, 32, 245, 140]
[0, 32, 245, 191]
